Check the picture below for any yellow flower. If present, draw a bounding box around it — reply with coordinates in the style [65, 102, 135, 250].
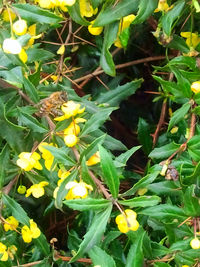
[17, 185, 26, 194]
[2, 8, 16, 22]
[54, 101, 85, 121]
[114, 14, 136, 48]
[0, 242, 8, 262]
[181, 32, 200, 49]
[63, 118, 86, 136]
[65, 180, 93, 200]
[191, 81, 200, 94]
[57, 44, 65, 55]
[25, 181, 49, 198]
[36, 0, 55, 9]
[86, 152, 100, 166]
[38, 142, 55, 171]
[3, 216, 19, 232]
[12, 19, 27, 36]
[57, 169, 70, 186]
[64, 134, 78, 147]
[88, 21, 103, 35]
[80, 0, 97, 17]
[17, 152, 42, 171]
[21, 219, 41, 243]
[2, 38, 22, 54]
[19, 48, 28, 63]
[190, 238, 200, 249]
[154, 0, 169, 12]
[115, 209, 139, 233]
[62, 0, 76, 6]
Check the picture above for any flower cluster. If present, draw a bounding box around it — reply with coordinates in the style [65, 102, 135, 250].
[115, 209, 139, 233]
[21, 219, 41, 243]
[36, 0, 76, 10]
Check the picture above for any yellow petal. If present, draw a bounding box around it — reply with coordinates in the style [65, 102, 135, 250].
[19, 48, 28, 63]
[57, 44, 65, 55]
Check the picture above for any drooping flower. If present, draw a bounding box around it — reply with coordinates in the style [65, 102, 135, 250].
[181, 32, 200, 49]
[191, 81, 200, 94]
[54, 101, 85, 121]
[16, 152, 42, 171]
[88, 21, 103, 35]
[25, 181, 49, 198]
[63, 118, 86, 136]
[80, 0, 97, 17]
[12, 19, 27, 36]
[3, 216, 19, 232]
[115, 209, 139, 233]
[21, 219, 41, 243]
[65, 180, 93, 200]
[86, 151, 100, 166]
[64, 134, 78, 147]
[0, 242, 8, 261]
[2, 38, 22, 54]
[38, 142, 55, 171]
[2, 8, 16, 22]
[114, 14, 136, 48]
[154, 0, 170, 12]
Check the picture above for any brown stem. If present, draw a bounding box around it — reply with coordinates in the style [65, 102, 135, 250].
[56, 254, 92, 264]
[188, 111, 196, 141]
[13, 261, 42, 267]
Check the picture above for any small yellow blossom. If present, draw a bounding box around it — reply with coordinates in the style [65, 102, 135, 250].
[3, 38, 22, 54]
[36, 0, 55, 9]
[154, 0, 169, 12]
[2, 8, 16, 22]
[21, 219, 41, 243]
[19, 48, 28, 63]
[181, 32, 200, 49]
[36, 0, 75, 9]
[38, 142, 55, 171]
[115, 209, 139, 233]
[57, 44, 65, 55]
[114, 14, 136, 48]
[17, 152, 42, 171]
[17, 185, 27, 194]
[88, 21, 103, 35]
[25, 181, 49, 198]
[63, 118, 86, 136]
[54, 101, 85, 121]
[191, 81, 200, 94]
[65, 180, 93, 200]
[64, 134, 78, 147]
[86, 152, 100, 166]
[190, 237, 200, 249]
[0, 242, 8, 262]
[13, 19, 27, 36]
[80, 0, 97, 17]
[182, 265, 189, 267]
[3, 216, 19, 232]
[57, 169, 70, 186]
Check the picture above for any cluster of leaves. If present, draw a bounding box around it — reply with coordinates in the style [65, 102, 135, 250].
[1, 0, 200, 266]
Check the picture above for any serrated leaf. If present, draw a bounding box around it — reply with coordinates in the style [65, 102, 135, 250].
[63, 198, 111, 211]
[13, 3, 62, 24]
[168, 102, 190, 130]
[96, 79, 143, 106]
[183, 185, 200, 216]
[147, 181, 181, 195]
[99, 145, 119, 198]
[133, 0, 158, 24]
[89, 246, 116, 267]
[149, 142, 181, 159]
[188, 135, 200, 161]
[161, 0, 185, 36]
[119, 196, 161, 208]
[70, 204, 112, 262]
[115, 145, 141, 167]
[23, 77, 39, 103]
[80, 107, 115, 137]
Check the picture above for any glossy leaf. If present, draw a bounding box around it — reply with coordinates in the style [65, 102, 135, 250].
[114, 145, 141, 167]
[23, 77, 39, 103]
[63, 198, 111, 211]
[138, 118, 152, 154]
[168, 102, 190, 130]
[89, 246, 116, 267]
[149, 142, 181, 159]
[67, 1, 89, 26]
[133, 0, 158, 24]
[119, 195, 161, 208]
[183, 185, 200, 216]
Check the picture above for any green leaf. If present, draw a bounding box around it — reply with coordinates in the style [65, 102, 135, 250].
[43, 146, 76, 166]
[183, 185, 200, 216]
[147, 181, 181, 195]
[0, 145, 9, 188]
[99, 145, 119, 198]
[126, 229, 145, 267]
[122, 168, 160, 196]
[140, 204, 187, 220]
[70, 204, 112, 262]
[154, 263, 171, 267]
[183, 161, 200, 185]
[80, 107, 116, 137]
[89, 246, 116, 267]
[119, 196, 161, 208]
[161, 0, 185, 36]
[27, 48, 55, 63]
[149, 142, 181, 159]
[23, 77, 39, 103]
[81, 156, 95, 187]
[188, 135, 200, 161]
[18, 108, 48, 133]
[168, 102, 190, 130]
[67, 1, 89, 26]
[63, 198, 111, 211]
[133, 0, 158, 24]
[114, 146, 141, 167]
[138, 118, 152, 154]
[94, 0, 139, 27]
[100, 22, 119, 76]
[13, 3, 62, 24]
[96, 79, 143, 106]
